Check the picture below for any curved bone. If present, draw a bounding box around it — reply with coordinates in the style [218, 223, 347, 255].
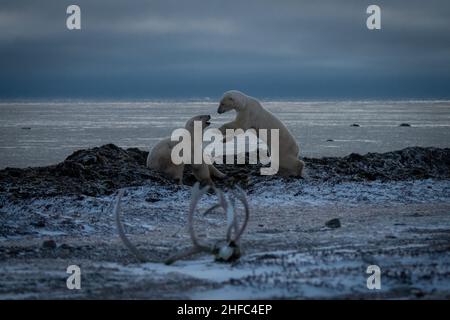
[203, 203, 222, 216]
[116, 182, 250, 265]
[165, 246, 203, 265]
[224, 195, 240, 243]
[230, 186, 250, 243]
[187, 183, 211, 251]
[114, 189, 147, 262]
[211, 187, 234, 242]
[229, 196, 240, 241]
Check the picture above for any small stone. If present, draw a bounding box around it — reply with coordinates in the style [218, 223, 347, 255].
[411, 287, 425, 298]
[325, 218, 341, 228]
[145, 196, 160, 203]
[350, 123, 360, 127]
[42, 239, 57, 249]
[326, 139, 334, 142]
[32, 218, 46, 228]
[399, 123, 411, 127]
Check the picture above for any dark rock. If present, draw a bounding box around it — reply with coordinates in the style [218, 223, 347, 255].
[21, 127, 31, 130]
[399, 123, 412, 127]
[326, 139, 334, 142]
[325, 218, 341, 228]
[411, 288, 425, 298]
[303, 146, 450, 183]
[350, 123, 360, 127]
[145, 195, 161, 203]
[0, 144, 172, 199]
[42, 240, 57, 249]
[348, 153, 364, 161]
[31, 218, 46, 228]
[0, 144, 449, 199]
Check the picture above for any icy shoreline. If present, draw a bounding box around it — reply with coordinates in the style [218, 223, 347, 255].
[1, 178, 449, 240]
[0, 144, 449, 200]
[0, 145, 449, 299]
[1, 197, 448, 299]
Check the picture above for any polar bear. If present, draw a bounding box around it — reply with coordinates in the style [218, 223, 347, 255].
[147, 115, 226, 185]
[217, 90, 304, 177]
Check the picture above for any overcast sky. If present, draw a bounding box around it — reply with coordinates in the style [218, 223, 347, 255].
[1, 0, 449, 99]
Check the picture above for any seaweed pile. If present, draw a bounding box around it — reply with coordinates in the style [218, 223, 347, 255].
[0, 144, 449, 199]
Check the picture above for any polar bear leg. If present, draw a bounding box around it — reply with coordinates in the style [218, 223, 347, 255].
[165, 164, 185, 184]
[219, 121, 242, 142]
[209, 165, 226, 179]
[192, 164, 214, 186]
[279, 156, 304, 177]
[296, 159, 305, 177]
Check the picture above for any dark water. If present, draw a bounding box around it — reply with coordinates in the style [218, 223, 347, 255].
[0, 100, 449, 168]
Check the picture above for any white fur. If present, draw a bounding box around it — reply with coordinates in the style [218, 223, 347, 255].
[147, 115, 225, 185]
[218, 91, 304, 177]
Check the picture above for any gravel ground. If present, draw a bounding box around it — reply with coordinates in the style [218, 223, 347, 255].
[0, 145, 449, 299]
[0, 182, 449, 299]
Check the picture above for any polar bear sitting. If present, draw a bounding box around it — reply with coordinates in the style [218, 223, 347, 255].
[217, 90, 304, 177]
[147, 115, 226, 185]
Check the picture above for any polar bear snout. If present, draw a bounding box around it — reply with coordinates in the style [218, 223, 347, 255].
[218, 103, 226, 114]
[187, 114, 211, 130]
[196, 114, 211, 127]
[218, 102, 235, 114]
[205, 115, 211, 126]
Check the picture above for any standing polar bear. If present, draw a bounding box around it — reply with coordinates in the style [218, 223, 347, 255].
[147, 115, 226, 185]
[217, 90, 304, 177]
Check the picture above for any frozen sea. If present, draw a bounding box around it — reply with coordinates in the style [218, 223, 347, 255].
[0, 99, 450, 168]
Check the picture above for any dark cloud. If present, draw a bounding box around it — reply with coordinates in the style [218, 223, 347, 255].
[1, 0, 449, 99]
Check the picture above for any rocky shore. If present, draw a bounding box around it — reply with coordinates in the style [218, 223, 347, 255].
[0, 144, 449, 299]
[1, 144, 449, 199]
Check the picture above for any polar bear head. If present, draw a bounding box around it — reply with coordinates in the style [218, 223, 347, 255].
[218, 90, 249, 114]
[184, 114, 211, 132]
